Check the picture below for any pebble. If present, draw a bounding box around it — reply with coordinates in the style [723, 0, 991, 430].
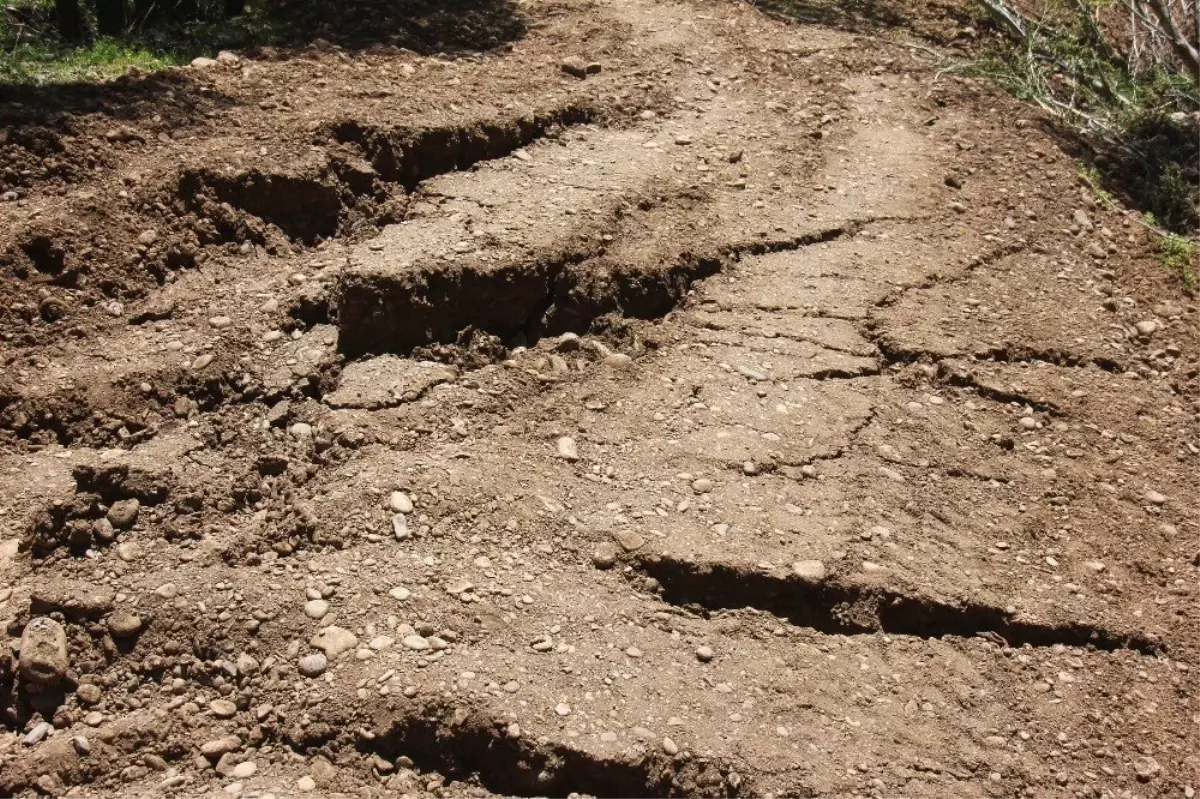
[107, 611, 143, 638]
[1145, 489, 1167, 505]
[297, 653, 328, 677]
[389, 491, 414, 514]
[72, 736, 91, 756]
[556, 436, 580, 462]
[297, 776, 316, 792]
[604, 353, 634, 369]
[612, 530, 645, 552]
[192, 353, 215, 370]
[1018, 416, 1037, 429]
[1134, 320, 1158, 336]
[76, 683, 102, 704]
[209, 699, 238, 718]
[23, 722, 51, 746]
[209, 316, 233, 329]
[592, 542, 619, 569]
[402, 635, 430, 651]
[392, 513, 411, 540]
[311, 626, 358, 657]
[691, 478, 714, 494]
[792, 560, 827, 582]
[662, 736, 679, 755]
[555, 703, 571, 716]
[201, 737, 242, 758]
[303, 599, 330, 620]
[232, 761, 257, 779]
[560, 57, 588, 78]
[695, 645, 714, 663]
[236, 653, 260, 676]
[106, 498, 140, 530]
[289, 422, 313, 440]
[388, 586, 412, 601]
[19, 617, 69, 685]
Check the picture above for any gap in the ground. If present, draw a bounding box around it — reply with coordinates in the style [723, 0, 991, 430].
[632, 555, 1164, 655]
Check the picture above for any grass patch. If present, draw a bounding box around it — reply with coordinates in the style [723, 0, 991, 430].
[0, 37, 186, 84]
[1152, 220, 1198, 292]
[956, 0, 1199, 237]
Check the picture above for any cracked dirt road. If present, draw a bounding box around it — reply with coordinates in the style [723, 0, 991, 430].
[1, 0, 1197, 796]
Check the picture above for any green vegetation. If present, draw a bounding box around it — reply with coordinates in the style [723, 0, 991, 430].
[0, 36, 183, 83]
[0, 0, 260, 85]
[1151, 219, 1198, 291]
[962, 0, 1199, 238]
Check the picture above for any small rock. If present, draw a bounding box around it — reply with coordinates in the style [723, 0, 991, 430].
[209, 315, 232, 329]
[289, 422, 313, 440]
[691, 478, 714, 494]
[556, 436, 580, 461]
[389, 491, 414, 513]
[19, 617, 69, 685]
[304, 599, 330, 620]
[106, 498, 140, 530]
[23, 722, 51, 746]
[201, 737, 242, 758]
[297, 653, 328, 677]
[662, 736, 679, 755]
[1134, 320, 1158, 336]
[137, 229, 159, 246]
[191, 353, 215, 370]
[612, 529, 645, 552]
[232, 761, 257, 779]
[1144, 489, 1167, 505]
[209, 699, 238, 718]
[76, 683, 102, 705]
[72, 736, 91, 756]
[391, 513, 411, 540]
[106, 611, 143, 638]
[310, 626, 358, 658]
[793, 560, 827, 582]
[555, 703, 571, 716]
[592, 542, 619, 569]
[388, 586, 412, 602]
[1134, 756, 1160, 782]
[695, 645, 714, 663]
[560, 57, 588, 78]
[402, 635, 430, 651]
[297, 776, 316, 792]
[236, 653, 260, 676]
[190, 56, 219, 68]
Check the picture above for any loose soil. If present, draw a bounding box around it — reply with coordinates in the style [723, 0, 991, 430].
[1, 0, 1197, 797]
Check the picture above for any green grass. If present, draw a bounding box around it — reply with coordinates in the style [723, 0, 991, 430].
[1155, 225, 1198, 293]
[0, 37, 186, 84]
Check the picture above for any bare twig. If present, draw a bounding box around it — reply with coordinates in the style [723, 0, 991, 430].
[1144, 0, 1200, 75]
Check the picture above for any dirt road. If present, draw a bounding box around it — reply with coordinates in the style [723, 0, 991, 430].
[1, 0, 1197, 796]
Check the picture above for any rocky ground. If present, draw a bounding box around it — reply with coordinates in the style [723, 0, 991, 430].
[0, 0, 1197, 796]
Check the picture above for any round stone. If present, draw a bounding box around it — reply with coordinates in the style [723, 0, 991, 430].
[389, 491, 414, 514]
[297, 653, 328, 677]
[695, 645, 714, 663]
[303, 599, 330, 620]
[209, 699, 237, 718]
[691, 478, 714, 494]
[793, 559, 827, 582]
[232, 761, 257, 779]
[106, 612, 143, 638]
[106, 499, 140, 530]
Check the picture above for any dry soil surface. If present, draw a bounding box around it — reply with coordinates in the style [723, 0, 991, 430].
[1, 0, 1198, 797]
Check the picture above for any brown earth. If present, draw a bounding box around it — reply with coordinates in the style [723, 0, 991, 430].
[0, 0, 1197, 797]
